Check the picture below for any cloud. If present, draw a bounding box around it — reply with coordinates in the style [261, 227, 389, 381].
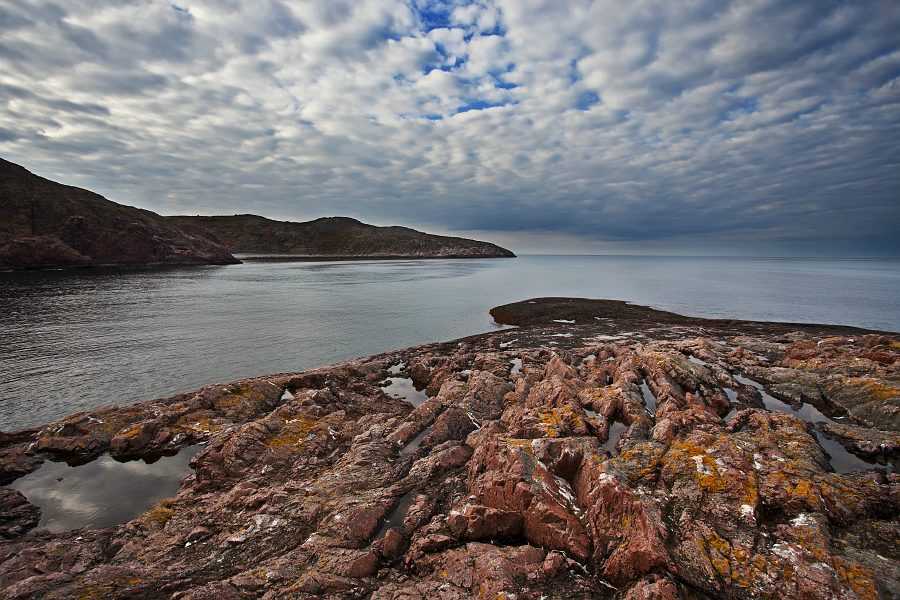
[1, 0, 898, 255]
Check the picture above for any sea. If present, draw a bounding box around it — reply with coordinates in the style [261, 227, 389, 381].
[2, 255, 898, 431]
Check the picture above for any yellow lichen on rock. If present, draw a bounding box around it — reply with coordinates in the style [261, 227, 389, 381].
[265, 416, 318, 449]
[142, 499, 176, 527]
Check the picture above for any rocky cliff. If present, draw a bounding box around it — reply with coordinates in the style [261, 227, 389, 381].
[169, 214, 516, 258]
[1, 299, 898, 599]
[0, 159, 239, 270]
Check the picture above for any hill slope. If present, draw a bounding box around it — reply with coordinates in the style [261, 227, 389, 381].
[0, 159, 238, 270]
[169, 214, 515, 258]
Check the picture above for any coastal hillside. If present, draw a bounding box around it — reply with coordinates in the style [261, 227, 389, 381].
[169, 214, 516, 258]
[0, 158, 239, 270]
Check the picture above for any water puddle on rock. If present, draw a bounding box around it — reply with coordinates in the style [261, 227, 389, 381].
[814, 430, 881, 474]
[375, 490, 416, 539]
[510, 358, 523, 377]
[733, 374, 878, 473]
[382, 377, 428, 407]
[601, 421, 627, 453]
[733, 374, 793, 414]
[9, 446, 200, 532]
[399, 426, 431, 456]
[688, 355, 712, 368]
[640, 380, 657, 415]
[388, 362, 405, 376]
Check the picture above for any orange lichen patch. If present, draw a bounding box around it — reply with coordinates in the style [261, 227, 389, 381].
[538, 408, 564, 438]
[580, 386, 617, 407]
[844, 377, 900, 402]
[615, 442, 666, 484]
[760, 466, 878, 521]
[663, 439, 727, 493]
[693, 531, 774, 590]
[175, 415, 226, 435]
[832, 558, 878, 600]
[265, 417, 318, 449]
[211, 382, 278, 419]
[785, 524, 830, 563]
[502, 437, 534, 454]
[115, 423, 146, 440]
[761, 469, 825, 513]
[215, 385, 258, 409]
[703, 530, 732, 579]
[142, 499, 176, 527]
[536, 403, 586, 438]
[76, 577, 143, 600]
[43, 411, 136, 441]
[86, 414, 134, 437]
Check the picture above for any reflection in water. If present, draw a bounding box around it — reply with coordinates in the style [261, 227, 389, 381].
[388, 362, 405, 376]
[382, 377, 428, 406]
[733, 374, 880, 473]
[687, 355, 712, 368]
[640, 381, 657, 414]
[9, 447, 199, 532]
[399, 426, 431, 456]
[601, 421, 628, 453]
[375, 490, 417, 539]
[510, 358, 523, 376]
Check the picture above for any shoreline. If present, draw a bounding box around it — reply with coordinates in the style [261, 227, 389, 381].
[1, 298, 898, 598]
[0, 253, 516, 273]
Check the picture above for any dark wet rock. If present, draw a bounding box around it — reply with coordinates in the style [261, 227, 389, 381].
[0, 489, 39, 538]
[420, 406, 476, 449]
[0, 441, 43, 486]
[0, 235, 91, 269]
[1, 298, 898, 599]
[819, 421, 900, 460]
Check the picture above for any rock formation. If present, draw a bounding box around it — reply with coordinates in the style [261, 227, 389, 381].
[168, 214, 515, 258]
[0, 159, 239, 270]
[0, 299, 898, 598]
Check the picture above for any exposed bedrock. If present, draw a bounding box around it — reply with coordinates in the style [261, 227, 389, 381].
[1, 299, 898, 598]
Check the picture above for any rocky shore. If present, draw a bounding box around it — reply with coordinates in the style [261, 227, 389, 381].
[1, 298, 898, 599]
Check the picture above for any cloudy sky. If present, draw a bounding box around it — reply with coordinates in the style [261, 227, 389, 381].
[1, 0, 899, 255]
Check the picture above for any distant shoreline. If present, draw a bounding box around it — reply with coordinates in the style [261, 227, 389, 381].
[235, 253, 517, 262]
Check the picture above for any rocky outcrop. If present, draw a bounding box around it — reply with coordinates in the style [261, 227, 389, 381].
[0, 299, 898, 598]
[0, 158, 239, 270]
[169, 214, 516, 258]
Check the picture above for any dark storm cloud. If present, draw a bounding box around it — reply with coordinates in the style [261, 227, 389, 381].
[0, 0, 898, 254]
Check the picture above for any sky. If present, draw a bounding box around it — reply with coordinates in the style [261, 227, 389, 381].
[1, 0, 899, 256]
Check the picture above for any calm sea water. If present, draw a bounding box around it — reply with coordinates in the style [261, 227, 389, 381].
[2, 256, 898, 430]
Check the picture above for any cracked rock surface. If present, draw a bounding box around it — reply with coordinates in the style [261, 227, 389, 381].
[1, 298, 898, 599]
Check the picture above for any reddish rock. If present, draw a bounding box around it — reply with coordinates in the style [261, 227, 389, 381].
[574, 462, 671, 584]
[0, 489, 39, 538]
[380, 527, 405, 559]
[1, 299, 898, 599]
[622, 576, 680, 600]
[421, 406, 476, 448]
[447, 503, 523, 541]
[468, 436, 591, 561]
